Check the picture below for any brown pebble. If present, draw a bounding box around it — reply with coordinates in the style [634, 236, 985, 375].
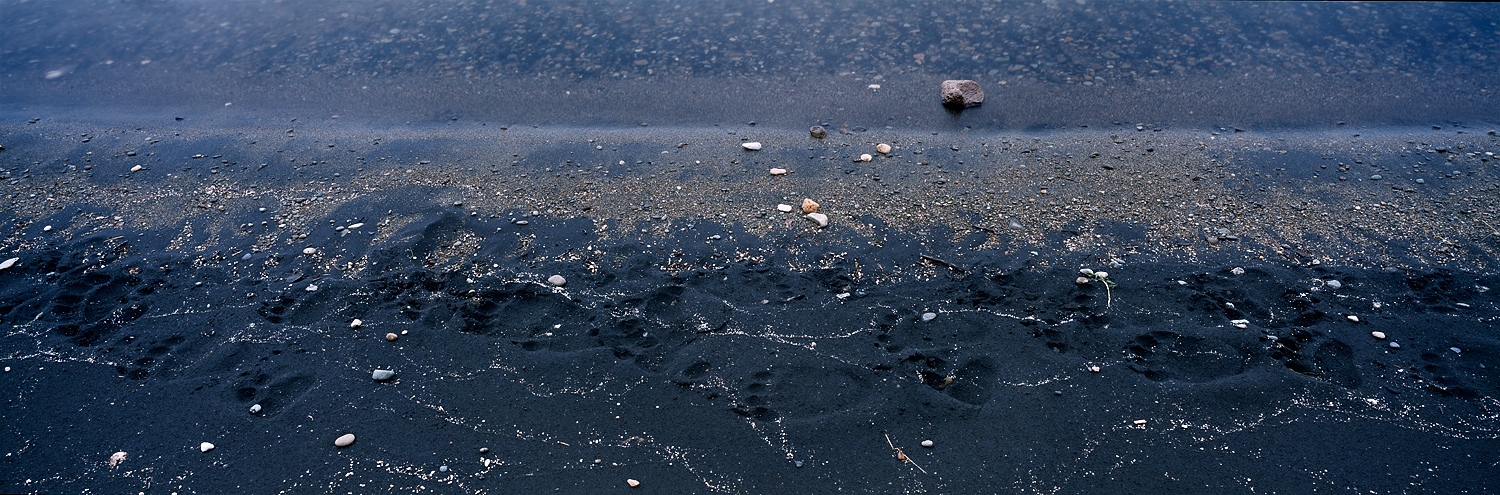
[876, 143, 892, 154]
[940, 79, 985, 107]
[810, 126, 827, 138]
[801, 198, 819, 214]
[385, 333, 398, 341]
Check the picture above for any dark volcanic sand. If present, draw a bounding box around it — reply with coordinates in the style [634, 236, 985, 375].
[0, 113, 1498, 494]
[3, 0, 1500, 492]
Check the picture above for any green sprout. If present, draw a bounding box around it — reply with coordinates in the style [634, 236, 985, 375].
[1077, 268, 1116, 310]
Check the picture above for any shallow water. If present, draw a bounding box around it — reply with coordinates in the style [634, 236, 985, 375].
[2, 0, 1497, 128]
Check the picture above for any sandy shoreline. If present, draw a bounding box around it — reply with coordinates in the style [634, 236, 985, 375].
[1, 113, 1498, 493]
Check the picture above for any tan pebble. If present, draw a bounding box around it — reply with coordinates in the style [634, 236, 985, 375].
[801, 198, 819, 214]
[386, 333, 398, 341]
[876, 143, 891, 154]
[335, 434, 356, 448]
[1075, 277, 1090, 285]
[769, 168, 787, 175]
[626, 479, 641, 487]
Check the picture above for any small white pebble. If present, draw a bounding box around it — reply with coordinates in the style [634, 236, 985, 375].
[200, 442, 215, 453]
[1133, 419, 1147, 425]
[1450, 347, 1461, 354]
[742, 142, 762, 151]
[876, 143, 892, 154]
[769, 168, 787, 175]
[249, 404, 261, 414]
[1089, 366, 1101, 373]
[547, 275, 567, 287]
[42, 225, 53, 232]
[1230, 267, 1244, 275]
[130, 165, 142, 172]
[1347, 315, 1360, 322]
[303, 247, 317, 255]
[350, 319, 363, 329]
[1389, 342, 1401, 349]
[1326, 280, 1343, 289]
[305, 284, 318, 292]
[921, 312, 936, 322]
[1371, 331, 1386, 340]
[859, 153, 873, 162]
[626, 479, 641, 487]
[777, 204, 793, 213]
[920, 440, 934, 448]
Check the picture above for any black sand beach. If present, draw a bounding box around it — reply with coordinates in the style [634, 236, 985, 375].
[3, 1, 1500, 493]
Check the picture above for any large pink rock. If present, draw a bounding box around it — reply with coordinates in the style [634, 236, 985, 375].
[941, 80, 984, 107]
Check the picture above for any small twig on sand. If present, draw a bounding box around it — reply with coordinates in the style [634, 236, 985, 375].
[884, 434, 927, 474]
[919, 254, 964, 273]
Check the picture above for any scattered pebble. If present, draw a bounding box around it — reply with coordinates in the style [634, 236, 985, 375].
[348, 222, 364, 229]
[1389, 342, 1401, 349]
[921, 440, 934, 448]
[921, 312, 937, 322]
[1450, 347, 1461, 354]
[1347, 315, 1360, 322]
[1132, 419, 1147, 425]
[1089, 366, 1101, 373]
[794, 460, 804, 468]
[1326, 280, 1343, 289]
[42, 225, 52, 232]
[200, 442, 215, 453]
[876, 143, 892, 154]
[1370, 174, 1383, 180]
[801, 198, 819, 214]
[1455, 302, 1470, 309]
[940, 79, 985, 107]
[1075, 277, 1090, 285]
[480, 447, 490, 454]
[335, 433, 356, 448]
[809, 126, 826, 139]
[859, 153, 873, 162]
[1230, 267, 1245, 275]
[769, 168, 787, 175]
[742, 142, 762, 151]
[1371, 331, 1386, 340]
[547, 275, 567, 287]
[371, 369, 396, 381]
[805, 212, 829, 228]
[350, 319, 363, 329]
[777, 204, 793, 213]
[305, 284, 318, 292]
[626, 479, 641, 488]
[440, 465, 449, 472]
[386, 333, 399, 341]
[130, 165, 142, 172]
[249, 404, 262, 414]
[0, 257, 17, 270]
[303, 247, 317, 255]
[1230, 319, 1249, 329]
[109, 451, 127, 468]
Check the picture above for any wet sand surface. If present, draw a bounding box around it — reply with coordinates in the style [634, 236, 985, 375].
[3, 0, 1500, 493]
